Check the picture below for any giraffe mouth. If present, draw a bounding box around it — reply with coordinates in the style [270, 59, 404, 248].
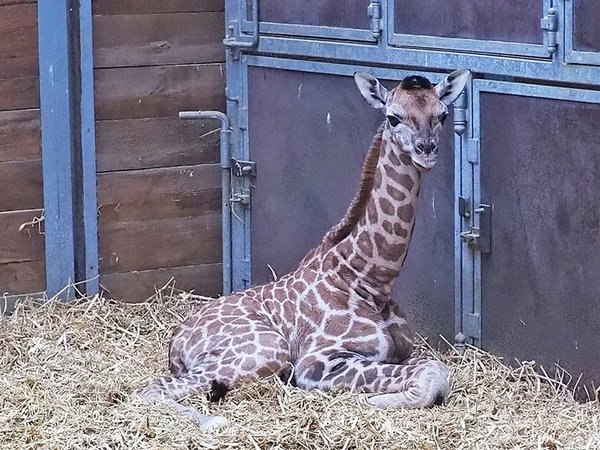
[411, 157, 435, 172]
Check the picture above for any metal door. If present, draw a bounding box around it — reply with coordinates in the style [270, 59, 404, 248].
[464, 81, 600, 396]
[224, 0, 600, 390]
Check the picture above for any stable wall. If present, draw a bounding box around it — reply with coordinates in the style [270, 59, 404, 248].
[0, 0, 45, 297]
[92, 1, 226, 301]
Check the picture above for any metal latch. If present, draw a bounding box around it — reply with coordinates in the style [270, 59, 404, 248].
[460, 203, 492, 254]
[367, 1, 382, 39]
[540, 7, 558, 55]
[231, 158, 256, 177]
[230, 188, 251, 207]
[460, 228, 480, 246]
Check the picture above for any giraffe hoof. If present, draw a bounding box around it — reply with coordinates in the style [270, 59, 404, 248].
[196, 414, 230, 430]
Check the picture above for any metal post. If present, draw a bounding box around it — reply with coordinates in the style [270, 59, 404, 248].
[38, 1, 99, 298]
[79, 0, 99, 294]
[38, 1, 77, 298]
[179, 111, 233, 295]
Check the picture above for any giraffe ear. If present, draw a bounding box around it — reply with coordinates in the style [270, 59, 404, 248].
[435, 69, 471, 106]
[354, 72, 388, 110]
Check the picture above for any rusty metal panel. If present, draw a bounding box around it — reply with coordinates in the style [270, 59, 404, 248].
[574, 0, 600, 52]
[248, 67, 455, 342]
[394, 0, 542, 44]
[480, 93, 600, 393]
[248, 0, 370, 28]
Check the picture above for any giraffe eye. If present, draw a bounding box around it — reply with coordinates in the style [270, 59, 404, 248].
[387, 115, 401, 127]
[439, 111, 449, 124]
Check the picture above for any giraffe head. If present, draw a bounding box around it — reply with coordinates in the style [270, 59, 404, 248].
[354, 69, 471, 172]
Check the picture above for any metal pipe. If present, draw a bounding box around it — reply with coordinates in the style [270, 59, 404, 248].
[179, 110, 232, 295]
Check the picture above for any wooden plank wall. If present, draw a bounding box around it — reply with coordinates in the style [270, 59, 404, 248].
[93, 0, 226, 301]
[0, 0, 46, 296]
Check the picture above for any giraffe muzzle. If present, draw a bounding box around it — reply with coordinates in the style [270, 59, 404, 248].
[411, 156, 437, 172]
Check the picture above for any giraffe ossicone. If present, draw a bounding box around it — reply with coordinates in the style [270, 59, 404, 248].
[137, 68, 471, 429]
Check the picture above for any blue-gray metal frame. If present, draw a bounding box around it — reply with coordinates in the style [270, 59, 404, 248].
[225, 50, 252, 290]
[228, 0, 600, 87]
[386, 0, 555, 59]
[37, 1, 99, 298]
[79, 0, 99, 295]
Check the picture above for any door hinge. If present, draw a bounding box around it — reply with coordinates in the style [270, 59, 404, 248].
[466, 138, 479, 164]
[460, 203, 492, 254]
[367, 1, 382, 39]
[540, 7, 558, 55]
[453, 91, 468, 136]
[464, 312, 481, 342]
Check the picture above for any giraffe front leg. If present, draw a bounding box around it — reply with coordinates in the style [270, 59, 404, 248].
[136, 374, 229, 430]
[294, 354, 450, 409]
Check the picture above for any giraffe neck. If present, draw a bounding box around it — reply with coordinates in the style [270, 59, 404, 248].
[324, 125, 421, 295]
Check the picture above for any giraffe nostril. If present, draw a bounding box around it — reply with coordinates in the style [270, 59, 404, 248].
[418, 143, 436, 155]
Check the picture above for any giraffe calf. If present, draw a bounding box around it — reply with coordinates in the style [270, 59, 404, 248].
[137, 68, 470, 429]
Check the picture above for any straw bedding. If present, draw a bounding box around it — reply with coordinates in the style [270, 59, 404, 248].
[1, 290, 599, 450]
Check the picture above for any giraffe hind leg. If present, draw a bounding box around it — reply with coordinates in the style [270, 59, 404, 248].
[366, 359, 450, 409]
[294, 352, 450, 409]
[136, 373, 229, 430]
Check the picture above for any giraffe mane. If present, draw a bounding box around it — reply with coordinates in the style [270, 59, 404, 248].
[322, 121, 385, 248]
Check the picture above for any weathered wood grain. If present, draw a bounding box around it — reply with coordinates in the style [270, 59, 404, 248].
[99, 212, 222, 274]
[0, 259, 44, 295]
[97, 164, 221, 223]
[100, 262, 223, 302]
[0, 209, 45, 264]
[0, 3, 38, 78]
[0, 160, 43, 212]
[0, 1, 36, 5]
[95, 116, 219, 172]
[92, 0, 223, 15]
[0, 109, 40, 163]
[0, 76, 39, 111]
[94, 13, 224, 68]
[94, 64, 225, 120]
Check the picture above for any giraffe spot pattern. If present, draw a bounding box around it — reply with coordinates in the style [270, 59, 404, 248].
[398, 203, 415, 223]
[379, 197, 395, 216]
[386, 184, 406, 202]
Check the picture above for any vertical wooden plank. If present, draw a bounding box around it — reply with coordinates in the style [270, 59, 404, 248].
[37, 1, 76, 297]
